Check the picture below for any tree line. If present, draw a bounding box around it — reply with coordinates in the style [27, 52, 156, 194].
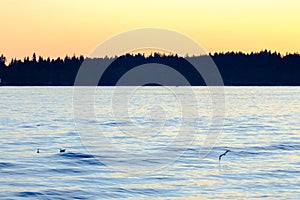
[0, 50, 300, 86]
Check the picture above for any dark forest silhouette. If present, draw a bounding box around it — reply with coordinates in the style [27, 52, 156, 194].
[0, 50, 300, 86]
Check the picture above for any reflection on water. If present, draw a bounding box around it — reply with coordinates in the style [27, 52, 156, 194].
[0, 87, 299, 199]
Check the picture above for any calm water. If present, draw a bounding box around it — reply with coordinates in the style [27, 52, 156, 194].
[0, 87, 299, 199]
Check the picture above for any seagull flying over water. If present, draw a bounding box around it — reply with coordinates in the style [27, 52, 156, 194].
[219, 150, 231, 161]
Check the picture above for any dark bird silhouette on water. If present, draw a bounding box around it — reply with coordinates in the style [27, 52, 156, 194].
[37, 149, 40, 153]
[60, 148, 66, 153]
[219, 150, 231, 161]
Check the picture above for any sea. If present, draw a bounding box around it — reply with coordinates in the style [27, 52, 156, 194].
[0, 87, 299, 199]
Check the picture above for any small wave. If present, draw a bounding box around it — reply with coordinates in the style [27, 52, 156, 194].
[270, 144, 300, 151]
[128, 188, 165, 196]
[58, 152, 104, 166]
[48, 168, 83, 174]
[17, 190, 92, 199]
[17, 191, 44, 197]
[59, 152, 94, 159]
[251, 143, 300, 151]
[274, 169, 300, 174]
[19, 125, 34, 129]
[0, 162, 16, 168]
[100, 121, 132, 126]
[217, 142, 300, 157]
[237, 151, 262, 156]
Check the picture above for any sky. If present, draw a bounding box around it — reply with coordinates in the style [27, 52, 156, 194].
[0, 0, 299, 60]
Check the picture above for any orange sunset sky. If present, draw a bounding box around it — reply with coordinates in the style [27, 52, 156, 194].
[0, 0, 299, 60]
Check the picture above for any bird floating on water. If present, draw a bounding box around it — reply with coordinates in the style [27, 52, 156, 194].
[219, 150, 231, 161]
[37, 149, 40, 153]
[60, 148, 66, 153]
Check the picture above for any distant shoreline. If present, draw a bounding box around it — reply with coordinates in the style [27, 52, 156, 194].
[1, 85, 300, 87]
[1, 51, 300, 86]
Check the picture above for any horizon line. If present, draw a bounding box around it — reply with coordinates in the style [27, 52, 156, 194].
[1, 49, 300, 63]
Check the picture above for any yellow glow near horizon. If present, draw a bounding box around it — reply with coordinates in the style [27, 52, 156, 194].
[0, 0, 299, 60]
